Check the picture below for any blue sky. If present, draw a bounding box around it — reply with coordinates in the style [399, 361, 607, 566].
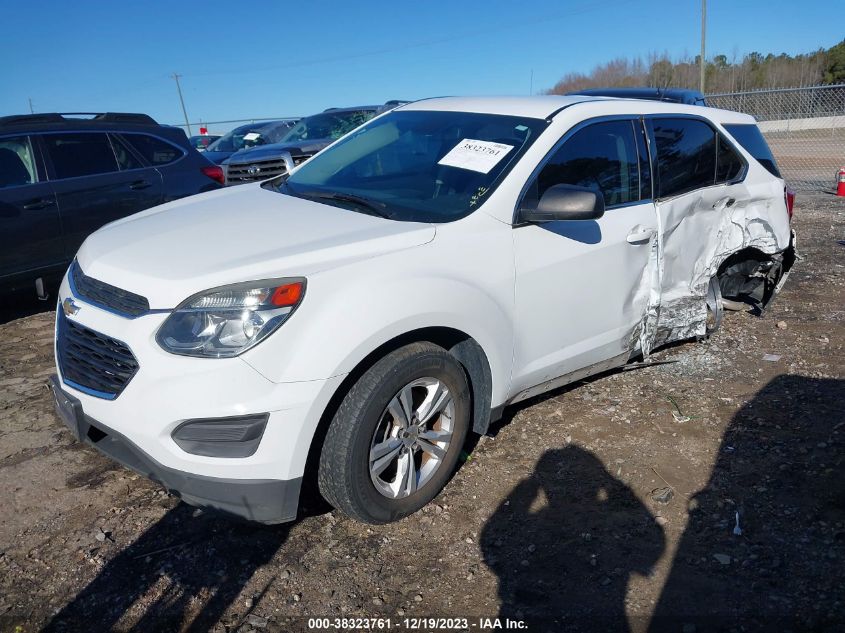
[1, 0, 838, 129]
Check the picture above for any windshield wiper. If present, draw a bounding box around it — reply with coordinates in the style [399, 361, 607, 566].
[299, 190, 393, 219]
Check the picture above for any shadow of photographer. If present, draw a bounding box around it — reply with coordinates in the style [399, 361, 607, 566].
[650, 375, 845, 631]
[481, 444, 665, 631]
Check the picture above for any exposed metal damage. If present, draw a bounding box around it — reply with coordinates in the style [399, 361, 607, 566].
[637, 179, 794, 357]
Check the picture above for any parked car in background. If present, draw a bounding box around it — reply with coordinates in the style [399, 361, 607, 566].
[188, 133, 221, 152]
[223, 106, 380, 185]
[0, 112, 224, 297]
[49, 96, 794, 525]
[376, 100, 411, 114]
[203, 120, 298, 165]
[566, 87, 708, 105]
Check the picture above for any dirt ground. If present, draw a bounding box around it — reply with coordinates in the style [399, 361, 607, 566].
[0, 194, 843, 633]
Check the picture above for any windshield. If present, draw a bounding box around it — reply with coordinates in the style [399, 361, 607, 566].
[278, 110, 547, 223]
[207, 125, 272, 152]
[279, 110, 375, 144]
[189, 135, 219, 150]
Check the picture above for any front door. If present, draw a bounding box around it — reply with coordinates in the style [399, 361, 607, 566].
[38, 131, 163, 259]
[0, 134, 64, 286]
[511, 119, 658, 396]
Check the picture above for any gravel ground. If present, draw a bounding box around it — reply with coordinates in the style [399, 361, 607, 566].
[0, 194, 843, 633]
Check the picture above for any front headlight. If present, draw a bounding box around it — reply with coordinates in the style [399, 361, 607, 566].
[156, 278, 305, 358]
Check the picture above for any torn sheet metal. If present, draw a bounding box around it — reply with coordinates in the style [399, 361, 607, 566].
[641, 178, 792, 355]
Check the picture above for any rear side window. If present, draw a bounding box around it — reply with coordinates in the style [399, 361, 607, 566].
[723, 124, 781, 178]
[652, 118, 716, 198]
[43, 133, 118, 179]
[0, 136, 38, 188]
[121, 134, 183, 165]
[109, 134, 144, 171]
[531, 120, 641, 208]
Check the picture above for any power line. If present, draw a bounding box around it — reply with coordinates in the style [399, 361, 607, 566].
[184, 0, 630, 80]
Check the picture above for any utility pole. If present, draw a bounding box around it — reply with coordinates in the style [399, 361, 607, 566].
[530, 69, 534, 95]
[171, 73, 192, 136]
[699, 0, 707, 94]
[28, 98, 34, 114]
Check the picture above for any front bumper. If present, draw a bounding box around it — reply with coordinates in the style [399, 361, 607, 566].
[49, 375, 300, 524]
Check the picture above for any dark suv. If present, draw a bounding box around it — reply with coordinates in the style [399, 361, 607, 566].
[202, 120, 298, 165]
[223, 106, 380, 185]
[566, 87, 708, 106]
[0, 112, 225, 296]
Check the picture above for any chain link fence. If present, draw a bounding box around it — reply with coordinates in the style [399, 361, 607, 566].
[706, 84, 845, 191]
[171, 117, 300, 136]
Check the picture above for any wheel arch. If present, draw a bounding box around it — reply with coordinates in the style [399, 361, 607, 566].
[715, 238, 795, 312]
[299, 326, 496, 505]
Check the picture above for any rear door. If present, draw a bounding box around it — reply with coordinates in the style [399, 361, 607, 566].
[646, 116, 749, 348]
[40, 131, 164, 258]
[0, 134, 64, 285]
[511, 118, 658, 397]
[120, 131, 219, 200]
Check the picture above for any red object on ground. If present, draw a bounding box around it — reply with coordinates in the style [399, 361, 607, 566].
[837, 167, 845, 197]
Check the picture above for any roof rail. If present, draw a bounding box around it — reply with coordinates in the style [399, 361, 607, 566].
[0, 113, 65, 126]
[93, 112, 158, 124]
[0, 112, 158, 127]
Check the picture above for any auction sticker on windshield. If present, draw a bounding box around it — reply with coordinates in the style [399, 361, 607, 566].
[438, 139, 513, 173]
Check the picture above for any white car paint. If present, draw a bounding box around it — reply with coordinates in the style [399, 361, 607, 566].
[53, 95, 792, 519]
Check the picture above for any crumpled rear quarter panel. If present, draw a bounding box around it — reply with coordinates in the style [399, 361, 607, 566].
[646, 176, 791, 351]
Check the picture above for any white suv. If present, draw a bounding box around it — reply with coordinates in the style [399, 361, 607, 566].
[50, 96, 794, 524]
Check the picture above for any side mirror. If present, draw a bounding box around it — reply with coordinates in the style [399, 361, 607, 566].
[519, 184, 605, 223]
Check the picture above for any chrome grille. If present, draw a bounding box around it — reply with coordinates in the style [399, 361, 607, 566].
[225, 159, 288, 184]
[57, 310, 139, 399]
[69, 260, 149, 318]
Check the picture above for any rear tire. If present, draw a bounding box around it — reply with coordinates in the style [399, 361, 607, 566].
[318, 342, 470, 524]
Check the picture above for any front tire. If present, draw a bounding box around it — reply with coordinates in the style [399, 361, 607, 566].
[317, 342, 471, 524]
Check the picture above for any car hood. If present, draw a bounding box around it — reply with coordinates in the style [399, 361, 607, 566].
[76, 185, 435, 309]
[225, 140, 331, 164]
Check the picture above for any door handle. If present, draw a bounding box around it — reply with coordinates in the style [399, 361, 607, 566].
[129, 180, 152, 190]
[626, 226, 656, 244]
[22, 197, 56, 211]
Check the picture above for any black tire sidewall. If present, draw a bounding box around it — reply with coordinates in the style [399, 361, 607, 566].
[345, 349, 470, 523]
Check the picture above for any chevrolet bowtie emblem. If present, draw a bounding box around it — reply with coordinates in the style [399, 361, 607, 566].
[62, 297, 80, 317]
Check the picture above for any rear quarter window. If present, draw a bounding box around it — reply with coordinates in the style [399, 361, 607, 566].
[723, 124, 781, 178]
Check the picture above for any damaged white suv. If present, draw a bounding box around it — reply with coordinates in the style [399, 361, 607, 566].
[50, 96, 794, 524]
